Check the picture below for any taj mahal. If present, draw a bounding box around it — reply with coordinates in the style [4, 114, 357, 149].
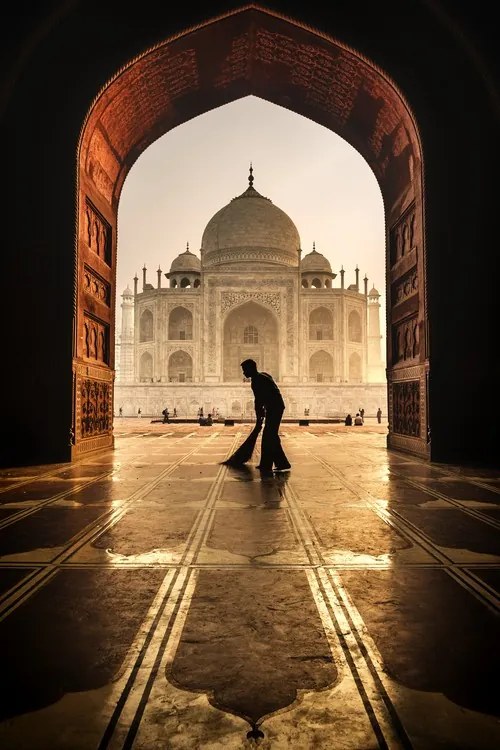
[115, 168, 387, 419]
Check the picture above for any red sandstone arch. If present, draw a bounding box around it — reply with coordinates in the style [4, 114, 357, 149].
[75, 4, 426, 459]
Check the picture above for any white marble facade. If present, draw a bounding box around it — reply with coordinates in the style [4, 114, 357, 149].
[115, 170, 387, 418]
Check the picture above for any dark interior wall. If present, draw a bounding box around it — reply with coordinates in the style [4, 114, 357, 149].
[0, 1, 498, 467]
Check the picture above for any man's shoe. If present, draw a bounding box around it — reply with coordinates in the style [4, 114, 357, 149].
[274, 464, 291, 471]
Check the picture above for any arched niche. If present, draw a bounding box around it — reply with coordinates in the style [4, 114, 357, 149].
[349, 352, 362, 383]
[348, 310, 362, 342]
[74, 5, 426, 459]
[139, 351, 153, 381]
[309, 307, 333, 340]
[168, 350, 193, 382]
[223, 300, 279, 382]
[168, 306, 193, 340]
[309, 350, 334, 382]
[140, 309, 154, 342]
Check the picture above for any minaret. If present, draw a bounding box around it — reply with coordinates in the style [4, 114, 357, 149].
[367, 286, 385, 382]
[119, 285, 135, 384]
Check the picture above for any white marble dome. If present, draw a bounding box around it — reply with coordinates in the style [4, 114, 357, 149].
[201, 168, 300, 268]
[169, 245, 201, 273]
[301, 246, 332, 273]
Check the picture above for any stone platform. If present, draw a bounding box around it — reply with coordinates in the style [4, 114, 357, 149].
[0, 423, 499, 749]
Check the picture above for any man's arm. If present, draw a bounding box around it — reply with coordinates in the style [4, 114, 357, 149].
[254, 397, 265, 421]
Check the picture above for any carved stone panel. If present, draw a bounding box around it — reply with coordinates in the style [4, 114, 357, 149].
[79, 379, 111, 439]
[392, 314, 419, 365]
[221, 291, 282, 317]
[83, 314, 109, 364]
[389, 201, 416, 268]
[83, 265, 111, 306]
[392, 380, 420, 437]
[85, 200, 111, 265]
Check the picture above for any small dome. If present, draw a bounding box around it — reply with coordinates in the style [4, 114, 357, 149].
[369, 286, 380, 296]
[169, 245, 201, 274]
[301, 245, 332, 274]
[122, 285, 133, 296]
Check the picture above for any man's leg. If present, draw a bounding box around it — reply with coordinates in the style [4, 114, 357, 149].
[262, 409, 290, 470]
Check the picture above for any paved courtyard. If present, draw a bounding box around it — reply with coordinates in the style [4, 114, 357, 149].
[0, 421, 499, 749]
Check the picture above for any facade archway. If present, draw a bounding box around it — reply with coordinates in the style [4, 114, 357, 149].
[309, 350, 334, 382]
[72, 5, 427, 459]
[168, 307, 193, 341]
[349, 352, 362, 383]
[309, 307, 333, 341]
[139, 352, 153, 382]
[348, 310, 362, 343]
[222, 301, 279, 382]
[168, 350, 193, 383]
[139, 309, 154, 342]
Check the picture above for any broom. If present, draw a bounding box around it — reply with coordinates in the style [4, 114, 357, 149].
[222, 420, 263, 466]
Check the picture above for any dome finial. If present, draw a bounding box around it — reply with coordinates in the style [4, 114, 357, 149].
[249, 162, 254, 188]
[186, 241, 189, 253]
[313, 241, 316, 252]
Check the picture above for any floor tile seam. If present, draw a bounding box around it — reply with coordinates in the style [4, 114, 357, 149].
[1, 560, 490, 571]
[0, 431, 236, 610]
[387, 470, 500, 527]
[310, 566, 411, 749]
[313, 468, 500, 615]
[444, 566, 500, 614]
[97, 567, 194, 750]
[0, 429, 198, 492]
[322, 566, 414, 748]
[355, 448, 500, 494]
[0, 502, 135, 620]
[280, 480, 324, 568]
[0, 437, 224, 620]
[454, 567, 500, 604]
[176, 432, 244, 568]
[0, 470, 117, 529]
[309, 452, 463, 567]
[0, 566, 60, 622]
[0, 433, 221, 536]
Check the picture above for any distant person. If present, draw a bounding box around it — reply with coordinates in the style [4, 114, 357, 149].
[173, 407, 177, 418]
[206, 413, 213, 426]
[359, 407, 365, 423]
[162, 407, 170, 423]
[137, 408, 142, 418]
[376, 407, 382, 424]
[241, 358, 291, 474]
[118, 406, 123, 417]
[354, 412, 363, 426]
[345, 413, 352, 426]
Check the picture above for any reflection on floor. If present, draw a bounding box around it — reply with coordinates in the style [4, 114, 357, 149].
[0, 421, 499, 749]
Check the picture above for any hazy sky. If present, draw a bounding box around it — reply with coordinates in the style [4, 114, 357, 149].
[117, 96, 386, 354]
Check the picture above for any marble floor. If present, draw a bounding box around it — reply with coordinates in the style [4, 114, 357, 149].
[0, 421, 499, 749]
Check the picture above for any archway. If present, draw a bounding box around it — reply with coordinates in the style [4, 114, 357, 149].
[168, 350, 193, 383]
[223, 300, 279, 381]
[309, 307, 333, 341]
[309, 350, 334, 382]
[74, 5, 426, 459]
[139, 309, 154, 342]
[168, 307, 193, 340]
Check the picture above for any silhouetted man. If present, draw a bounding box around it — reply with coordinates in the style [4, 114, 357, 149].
[240, 359, 290, 474]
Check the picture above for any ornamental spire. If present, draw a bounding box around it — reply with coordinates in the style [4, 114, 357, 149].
[248, 162, 254, 188]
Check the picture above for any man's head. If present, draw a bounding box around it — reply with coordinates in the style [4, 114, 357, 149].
[240, 359, 258, 378]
